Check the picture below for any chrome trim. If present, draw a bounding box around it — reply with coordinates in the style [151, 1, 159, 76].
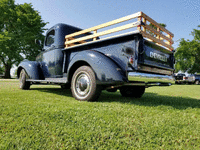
[127, 72, 174, 87]
[137, 64, 173, 75]
[27, 77, 68, 83]
[123, 82, 171, 87]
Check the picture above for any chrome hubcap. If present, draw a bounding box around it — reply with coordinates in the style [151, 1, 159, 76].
[75, 73, 91, 97]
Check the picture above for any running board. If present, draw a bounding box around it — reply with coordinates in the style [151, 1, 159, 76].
[27, 77, 68, 84]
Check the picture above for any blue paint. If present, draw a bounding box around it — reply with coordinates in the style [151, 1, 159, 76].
[17, 23, 175, 86]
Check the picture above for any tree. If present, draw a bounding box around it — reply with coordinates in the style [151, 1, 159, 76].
[0, 61, 4, 75]
[175, 26, 200, 73]
[0, 0, 47, 78]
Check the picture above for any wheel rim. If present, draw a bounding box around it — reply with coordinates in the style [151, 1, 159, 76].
[74, 72, 91, 99]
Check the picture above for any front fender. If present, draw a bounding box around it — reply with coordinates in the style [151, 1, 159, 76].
[67, 50, 128, 84]
[17, 60, 41, 79]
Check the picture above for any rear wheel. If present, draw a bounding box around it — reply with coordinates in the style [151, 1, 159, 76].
[71, 66, 102, 101]
[120, 86, 145, 98]
[19, 69, 30, 90]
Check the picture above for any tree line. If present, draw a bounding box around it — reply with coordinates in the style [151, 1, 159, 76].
[175, 26, 200, 74]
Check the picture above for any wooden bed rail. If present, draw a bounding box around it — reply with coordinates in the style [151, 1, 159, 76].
[65, 12, 174, 51]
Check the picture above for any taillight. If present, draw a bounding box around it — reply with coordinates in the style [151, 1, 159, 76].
[129, 57, 134, 65]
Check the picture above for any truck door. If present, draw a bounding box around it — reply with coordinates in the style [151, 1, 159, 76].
[39, 29, 56, 78]
[54, 48, 64, 78]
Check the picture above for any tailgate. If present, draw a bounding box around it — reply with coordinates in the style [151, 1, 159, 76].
[137, 39, 174, 75]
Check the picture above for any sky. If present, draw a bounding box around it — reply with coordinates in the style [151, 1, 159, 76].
[11, 0, 200, 75]
[14, 0, 200, 49]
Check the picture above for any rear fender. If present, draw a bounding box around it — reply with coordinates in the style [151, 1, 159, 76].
[67, 50, 128, 84]
[17, 60, 43, 80]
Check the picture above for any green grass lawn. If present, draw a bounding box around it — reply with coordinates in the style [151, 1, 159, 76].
[0, 80, 200, 149]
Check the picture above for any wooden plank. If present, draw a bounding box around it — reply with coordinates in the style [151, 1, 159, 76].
[65, 12, 142, 39]
[157, 27, 160, 39]
[68, 37, 86, 44]
[93, 30, 97, 41]
[65, 30, 141, 49]
[141, 24, 174, 44]
[65, 21, 141, 45]
[137, 16, 142, 31]
[140, 31, 173, 50]
[141, 12, 174, 37]
[142, 18, 147, 32]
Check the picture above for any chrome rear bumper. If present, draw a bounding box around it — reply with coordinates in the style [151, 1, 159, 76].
[125, 72, 174, 87]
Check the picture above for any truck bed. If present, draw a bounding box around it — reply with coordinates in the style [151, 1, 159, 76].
[63, 11, 174, 77]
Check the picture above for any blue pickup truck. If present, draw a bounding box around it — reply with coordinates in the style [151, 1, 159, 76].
[17, 12, 175, 101]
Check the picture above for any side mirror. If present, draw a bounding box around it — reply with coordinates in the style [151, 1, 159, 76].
[35, 39, 42, 46]
[35, 39, 44, 51]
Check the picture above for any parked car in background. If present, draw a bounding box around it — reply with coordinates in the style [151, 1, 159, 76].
[187, 74, 195, 84]
[174, 73, 187, 84]
[194, 74, 200, 84]
[174, 73, 200, 85]
[187, 74, 200, 85]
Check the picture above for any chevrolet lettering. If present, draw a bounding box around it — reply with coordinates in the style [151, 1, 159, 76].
[150, 52, 168, 62]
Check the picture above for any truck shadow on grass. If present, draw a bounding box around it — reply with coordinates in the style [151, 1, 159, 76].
[31, 87, 200, 110]
[99, 91, 200, 110]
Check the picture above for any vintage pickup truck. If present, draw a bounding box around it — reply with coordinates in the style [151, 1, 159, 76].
[17, 12, 175, 101]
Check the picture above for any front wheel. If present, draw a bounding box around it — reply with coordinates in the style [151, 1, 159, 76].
[120, 86, 145, 98]
[19, 69, 30, 90]
[71, 66, 101, 101]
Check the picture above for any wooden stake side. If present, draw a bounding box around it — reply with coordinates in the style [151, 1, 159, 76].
[65, 11, 174, 51]
[65, 21, 140, 46]
[140, 31, 173, 50]
[141, 24, 174, 44]
[65, 11, 142, 39]
[64, 30, 140, 49]
[140, 12, 174, 37]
